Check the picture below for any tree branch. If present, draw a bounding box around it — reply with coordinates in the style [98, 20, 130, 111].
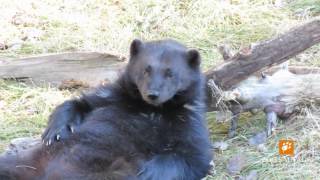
[205, 19, 320, 111]
[205, 19, 320, 90]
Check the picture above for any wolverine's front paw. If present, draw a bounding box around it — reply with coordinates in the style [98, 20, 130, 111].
[42, 123, 75, 146]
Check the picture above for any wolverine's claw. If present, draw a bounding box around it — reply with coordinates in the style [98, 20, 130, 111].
[56, 134, 60, 141]
[69, 126, 74, 133]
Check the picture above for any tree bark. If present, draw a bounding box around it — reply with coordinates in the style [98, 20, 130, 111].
[205, 19, 320, 111]
[205, 19, 320, 90]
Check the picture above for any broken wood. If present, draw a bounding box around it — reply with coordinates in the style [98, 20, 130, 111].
[205, 19, 320, 90]
[220, 69, 320, 139]
[262, 65, 320, 75]
[206, 19, 320, 111]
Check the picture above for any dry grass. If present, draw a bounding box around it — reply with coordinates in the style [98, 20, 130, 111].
[0, 80, 71, 150]
[0, 0, 320, 179]
[1, 0, 314, 68]
[206, 73, 320, 179]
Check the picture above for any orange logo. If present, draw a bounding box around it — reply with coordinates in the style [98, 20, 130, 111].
[279, 140, 294, 156]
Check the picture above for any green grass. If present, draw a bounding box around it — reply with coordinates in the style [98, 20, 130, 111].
[206, 110, 320, 179]
[1, 0, 319, 68]
[0, 0, 320, 179]
[289, 0, 320, 16]
[0, 80, 71, 150]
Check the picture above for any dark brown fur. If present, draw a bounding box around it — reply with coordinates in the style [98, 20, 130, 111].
[0, 39, 212, 180]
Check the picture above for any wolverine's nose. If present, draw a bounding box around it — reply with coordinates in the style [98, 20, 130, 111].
[147, 91, 159, 100]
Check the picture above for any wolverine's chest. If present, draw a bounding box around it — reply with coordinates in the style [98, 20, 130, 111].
[124, 107, 189, 153]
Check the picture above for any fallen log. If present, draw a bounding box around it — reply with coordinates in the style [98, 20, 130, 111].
[0, 52, 126, 87]
[206, 19, 320, 111]
[205, 19, 320, 90]
[0, 19, 319, 111]
[220, 68, 320, 142]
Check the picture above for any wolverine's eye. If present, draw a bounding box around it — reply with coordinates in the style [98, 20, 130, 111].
[165, 69, 173, 78]
[144, 65, 152, 75]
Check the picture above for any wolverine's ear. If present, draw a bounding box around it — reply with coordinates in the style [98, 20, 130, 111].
[130, 39, 143, 57]
[187, 49, 201, 68]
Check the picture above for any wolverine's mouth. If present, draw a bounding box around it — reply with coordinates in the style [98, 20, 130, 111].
[143, 96, 162, 106]
[139, 87, 174, 106]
